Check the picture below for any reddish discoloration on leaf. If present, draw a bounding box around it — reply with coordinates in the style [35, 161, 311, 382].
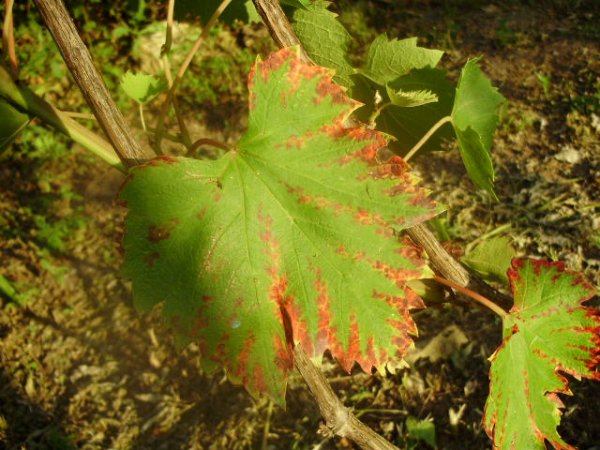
[484, 258, 599, 449]
[273, 332, 294, 372]
[147, 218, 179, 243]
[315, 272, 333, 356]
[279, 133, 311, 149]
[370, 259, 422, 286]
[235, 334, 256, 381]
[144, 251, 160, 267]
[137, 155, 178, 169]
[282, 295, 314, 355]
[253, 366, 268, 394]
[315, 76, 356, 106]
[258, 47, 294, 82]
[335, 315, 361, 372]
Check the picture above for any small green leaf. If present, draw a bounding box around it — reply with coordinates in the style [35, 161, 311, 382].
[454, 127, 496, 199]
[291, 1, 354, 87]
[0, 98, 29, 151]
[385, 85, 438, 108]
[362, 35, 444, 86]
[406, 416, 437, 449]
[365, 68, 455, 154]
[120, 71, 166, 104]
[451, 58, 505, 197]
[462, 236, 515, 284]
[484, 259, 600, 450]
[121, 48, 441, 403]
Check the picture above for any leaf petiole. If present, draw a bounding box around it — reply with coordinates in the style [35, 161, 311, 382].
[138, 103, 147, 132]
[433, 275, 508, 318]
[404, 115, 452, 162]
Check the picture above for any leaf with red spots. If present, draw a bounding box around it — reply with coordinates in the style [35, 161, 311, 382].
[120, 47, 441, 403]
[484, 258, 599, 450]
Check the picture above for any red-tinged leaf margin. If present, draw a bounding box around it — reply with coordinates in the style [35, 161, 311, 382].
[484, 258, 600, 450]
[508, 258, 600, 378]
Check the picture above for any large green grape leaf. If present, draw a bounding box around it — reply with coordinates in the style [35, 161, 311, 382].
[484, 259, 600, 450]
[120, 48, 441, 403]
[291, 1, 354, 88]
[362, 35, 444, 86]
[451, 59, 505, 198]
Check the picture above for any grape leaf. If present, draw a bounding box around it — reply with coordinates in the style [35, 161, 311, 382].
[120, 71, 166, 104]
[451, 59, 505, 198]
[385, 85, 438, 108]
[462, 236, 515, 284]
[484, 259, 600, 450]
[362, 35, 444, 86]
[0, 98, 29, 151]
[120, 48, 441, 403]
[291, 1, 354, 88]
[372, 68, 455, 154]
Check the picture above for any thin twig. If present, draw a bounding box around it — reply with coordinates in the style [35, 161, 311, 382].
[161, 0, 175, 56]
[404, 115, 452, 162]
[154, 0, 233, 152]
[434, 275, 508, 318]
[160, 2, 193, 151]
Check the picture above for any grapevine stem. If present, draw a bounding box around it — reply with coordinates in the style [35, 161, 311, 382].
[433, 275, 508, 318]
[404, 115, 452, 162]
[154, 0, 233, 152]
[162, 0, 175, 56]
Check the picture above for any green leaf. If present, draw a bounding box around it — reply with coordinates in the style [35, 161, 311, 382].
[406, 416, 437, 449]
[121, 48, 441, 403]
[366, 68, 455, 154]
[385, 85, 438, 108]
[362, 35, 444, 86]
[0, 98, 29, 151]
[462, 236, 515, 284]
[454, 127, 496, 198]
[451, 58, 505, 197]
[120, 71, 166, 104]
[291, 1, 354, 88]
[484, 259, 600, 450]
